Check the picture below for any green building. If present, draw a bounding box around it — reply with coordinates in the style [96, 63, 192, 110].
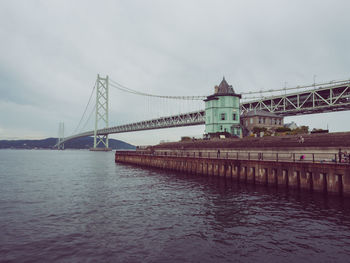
[204, 77, 242, 137]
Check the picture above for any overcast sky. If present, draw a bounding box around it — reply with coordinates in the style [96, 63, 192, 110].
[1, 0, 350, 146]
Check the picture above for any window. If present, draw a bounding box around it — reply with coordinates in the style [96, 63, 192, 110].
[250, 118, 253, 124]
[259, 118, 262, 124]
[233, 113, 236, 120]
[246, 120, 248, 126]
[220, 113, 226, 120]
[263, 118, 266, 124]
[220, 125, 223, 130]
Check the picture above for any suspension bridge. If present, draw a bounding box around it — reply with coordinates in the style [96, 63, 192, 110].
[56, 75, 350, 149]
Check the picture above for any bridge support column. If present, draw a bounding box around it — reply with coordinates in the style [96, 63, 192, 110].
[91, 74, 111, 151]
[57, 122, 65, 150]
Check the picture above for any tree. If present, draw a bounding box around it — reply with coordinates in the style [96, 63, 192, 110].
[299, 126, 309, 134]
[290, 125, 309, 135]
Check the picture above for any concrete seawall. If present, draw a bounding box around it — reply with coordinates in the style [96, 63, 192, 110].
[115, 152, 350, 197]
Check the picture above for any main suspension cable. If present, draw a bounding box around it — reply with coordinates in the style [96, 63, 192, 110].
[241, 79, 350, 95]
[80, 104, 96, 133]
[72, 80, 97, 135]
[109, 77, 350, 102]
[109, 78, 206, 100]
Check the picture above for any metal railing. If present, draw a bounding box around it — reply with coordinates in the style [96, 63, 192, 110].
[116, 150, 350, 165]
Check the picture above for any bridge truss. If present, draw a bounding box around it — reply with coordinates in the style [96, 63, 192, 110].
[58, 111, 205, 145]
[57, 78, 350, 146]
[241, 79, 350, 116]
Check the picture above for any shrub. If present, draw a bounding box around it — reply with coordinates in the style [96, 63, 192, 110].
[252, 126, 267, 135]
[275, 127, 291, 133]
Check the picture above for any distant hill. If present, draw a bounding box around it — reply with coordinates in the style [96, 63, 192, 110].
[0, 137, 136, 150]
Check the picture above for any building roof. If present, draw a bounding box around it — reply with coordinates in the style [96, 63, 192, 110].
[242, 109, 281, 118]
[205, 77, 241, 101]
[215, 77, 236, 94]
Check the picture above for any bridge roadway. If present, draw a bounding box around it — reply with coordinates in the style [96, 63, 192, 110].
[59, 110, 205, 145]
[59, 79, 350, 145]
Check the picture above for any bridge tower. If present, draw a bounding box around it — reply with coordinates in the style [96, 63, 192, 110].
[57, 122, 65, 150]
[91, 74, 111, 151]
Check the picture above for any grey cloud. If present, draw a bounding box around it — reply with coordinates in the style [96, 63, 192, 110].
[1, 0, 350, 143]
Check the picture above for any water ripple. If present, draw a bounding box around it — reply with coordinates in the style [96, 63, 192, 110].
[1, 150, 350, 262]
